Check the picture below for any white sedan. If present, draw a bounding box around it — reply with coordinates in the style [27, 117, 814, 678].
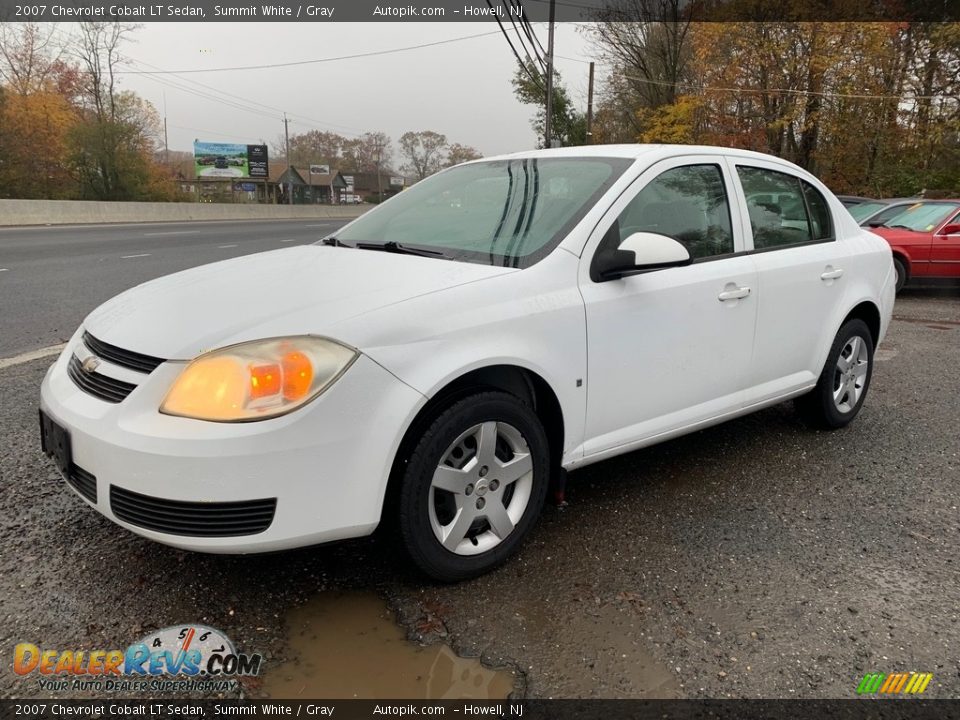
[39, 145, 895, 581]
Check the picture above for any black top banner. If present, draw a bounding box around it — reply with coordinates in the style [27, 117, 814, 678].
[1, 0, 959, 22]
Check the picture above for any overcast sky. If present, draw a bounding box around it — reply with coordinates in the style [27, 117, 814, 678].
[98, 22, 599, 162]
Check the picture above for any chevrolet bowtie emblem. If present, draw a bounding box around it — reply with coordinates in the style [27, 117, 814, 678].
[81, 356, 101, 373]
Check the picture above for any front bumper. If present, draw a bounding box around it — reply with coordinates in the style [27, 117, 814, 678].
[39, 332, 425, 553]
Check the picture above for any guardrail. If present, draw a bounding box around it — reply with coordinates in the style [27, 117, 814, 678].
[0, 200, 370, 227]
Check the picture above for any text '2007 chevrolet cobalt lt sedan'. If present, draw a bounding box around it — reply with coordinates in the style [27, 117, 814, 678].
[40, 145, 895, 581]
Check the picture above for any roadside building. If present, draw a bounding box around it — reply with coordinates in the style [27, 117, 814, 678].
[272, 166, 348, 205]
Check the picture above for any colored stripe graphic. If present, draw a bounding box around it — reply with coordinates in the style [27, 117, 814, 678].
[858, 672, 932, 695]
[857, 673, 885, 694]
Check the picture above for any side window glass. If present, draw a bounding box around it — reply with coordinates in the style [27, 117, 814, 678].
[737, 166, 813, 249]
[802, 181, 834, 240]
[614, 164, 734, 259]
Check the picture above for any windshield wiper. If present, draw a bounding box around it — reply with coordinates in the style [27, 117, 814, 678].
[355, 241, 449, 259]
[320, 236, 351, 247]
[888, 224, 915, 231]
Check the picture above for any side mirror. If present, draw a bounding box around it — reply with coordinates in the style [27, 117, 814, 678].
[938, 223, 960, 235]
[593, 232, 692, 281]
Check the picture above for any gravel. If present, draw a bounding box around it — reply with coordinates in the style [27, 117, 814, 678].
[2, 289, 957, 699]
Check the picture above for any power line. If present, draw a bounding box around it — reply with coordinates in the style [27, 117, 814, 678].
[123, 55, 368, 137]
[618, 70, 955, 101]
[521, 13, 548, 58]
[504, 1, 546, 73]
[114, 31, 503, 75]
[488, 0, 544, 87]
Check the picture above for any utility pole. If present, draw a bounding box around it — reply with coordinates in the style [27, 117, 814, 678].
[374, 139, 384, 204]
[544, 0, 556, 148]
[586, 61, 595, 145]
[284, 113, 293, 206]
[162, 92, 169, 165]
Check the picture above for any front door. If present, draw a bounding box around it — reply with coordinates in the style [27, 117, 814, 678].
[579, 157, 758, 457]
[932, 211, 960, 278]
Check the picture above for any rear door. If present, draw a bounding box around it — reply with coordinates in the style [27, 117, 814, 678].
[729, 159, 848, 404]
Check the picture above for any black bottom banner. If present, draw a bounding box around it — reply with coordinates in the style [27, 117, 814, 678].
[2, 700, 959, 720]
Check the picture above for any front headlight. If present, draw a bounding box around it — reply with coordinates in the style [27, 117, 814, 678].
[160, 336, 358, 422]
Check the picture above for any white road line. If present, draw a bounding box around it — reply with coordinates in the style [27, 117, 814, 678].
[0, 268, 8, 272]
[143, 230, 199, 237]
[280, 238, 298, 243]
[0, 343, 66, 370]
[121, 253, 151, 259]
[218, 244, 238, 249]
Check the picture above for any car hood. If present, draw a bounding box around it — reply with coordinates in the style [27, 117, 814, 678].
[84, 245, 514, 360]
[868, 227, 931, 244]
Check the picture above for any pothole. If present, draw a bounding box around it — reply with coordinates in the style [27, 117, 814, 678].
[262, 592, 516, 699]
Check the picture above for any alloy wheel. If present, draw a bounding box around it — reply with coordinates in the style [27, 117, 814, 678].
[833, 335, 870, 413]
[428, 421, 534, 556]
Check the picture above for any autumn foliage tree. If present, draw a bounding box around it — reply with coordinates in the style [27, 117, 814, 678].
[0, 21, 172, 201]
[588, 18, 960, 196]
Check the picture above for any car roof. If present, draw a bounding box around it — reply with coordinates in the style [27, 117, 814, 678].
[880, 198, 960, 205]
[483, 143, 806, 169]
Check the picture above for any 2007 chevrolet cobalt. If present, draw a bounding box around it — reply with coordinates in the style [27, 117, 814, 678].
[40, 145, 895, 581]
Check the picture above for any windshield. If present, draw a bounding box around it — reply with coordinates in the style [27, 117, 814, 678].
[848, 201, 888, 222]
[330, 157, 632, 267]
[874, 202, 960, 231]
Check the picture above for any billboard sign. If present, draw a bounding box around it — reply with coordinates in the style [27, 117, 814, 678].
[310, 164, 330, 175]
[194, 141, 269, 179]
[389, 176, 405, 187]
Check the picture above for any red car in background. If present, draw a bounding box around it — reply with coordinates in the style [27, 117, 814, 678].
[867, 200, 960, 292]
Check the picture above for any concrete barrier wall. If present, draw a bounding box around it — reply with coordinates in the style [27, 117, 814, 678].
[0, 199, 369, 227]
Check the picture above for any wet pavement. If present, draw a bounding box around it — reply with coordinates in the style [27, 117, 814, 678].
[1, 289, 958, 699]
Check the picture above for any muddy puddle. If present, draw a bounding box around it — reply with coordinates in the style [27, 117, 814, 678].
[262, 592, 516, 699]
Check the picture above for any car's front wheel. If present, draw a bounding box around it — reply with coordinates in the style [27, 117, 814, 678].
[398, 391, 550, 582]
[795, 318, 875, 429]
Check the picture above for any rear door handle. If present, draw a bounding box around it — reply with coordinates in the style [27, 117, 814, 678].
[718, 286, 751, 301]
[821, 268, 844, 280]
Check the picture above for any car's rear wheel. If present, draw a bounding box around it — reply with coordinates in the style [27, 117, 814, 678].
[795, 318, 874, 429]
[398, 391, 550, 582]
[893, 257, 907, 293]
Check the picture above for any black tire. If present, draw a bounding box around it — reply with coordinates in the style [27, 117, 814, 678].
[795, 318, 875, 429]
[893, 257, 907, 293]
[398, 391, 550, 582]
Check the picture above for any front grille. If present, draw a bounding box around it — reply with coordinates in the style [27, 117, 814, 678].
[67, 354, 137, 403]
[66, 464, 97, 503]
[110, 486, 276, 537]
[83, 331, 165, 374]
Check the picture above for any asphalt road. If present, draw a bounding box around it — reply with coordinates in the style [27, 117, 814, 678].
[0, 219, 347, 358]
[0, 224, 957, 699]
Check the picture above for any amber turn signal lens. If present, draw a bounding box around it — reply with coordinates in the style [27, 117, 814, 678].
[249, 363, 282, 400]
[282, 351, 313, 401]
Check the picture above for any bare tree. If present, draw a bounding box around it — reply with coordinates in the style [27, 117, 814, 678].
[74, 21, 137, 121]
[587, 0, 694, 137]
[445, 143, 482, 167]
[342, 132, 392, 172]
[399, 130, 448, 180]
[0, 22, 63, 94]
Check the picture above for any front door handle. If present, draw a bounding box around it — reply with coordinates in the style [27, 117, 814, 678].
[718, 286, 751, 301]
[821, 267, 844, 280]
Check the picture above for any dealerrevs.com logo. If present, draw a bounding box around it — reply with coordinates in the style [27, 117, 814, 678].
[14, 625, 262, 693]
